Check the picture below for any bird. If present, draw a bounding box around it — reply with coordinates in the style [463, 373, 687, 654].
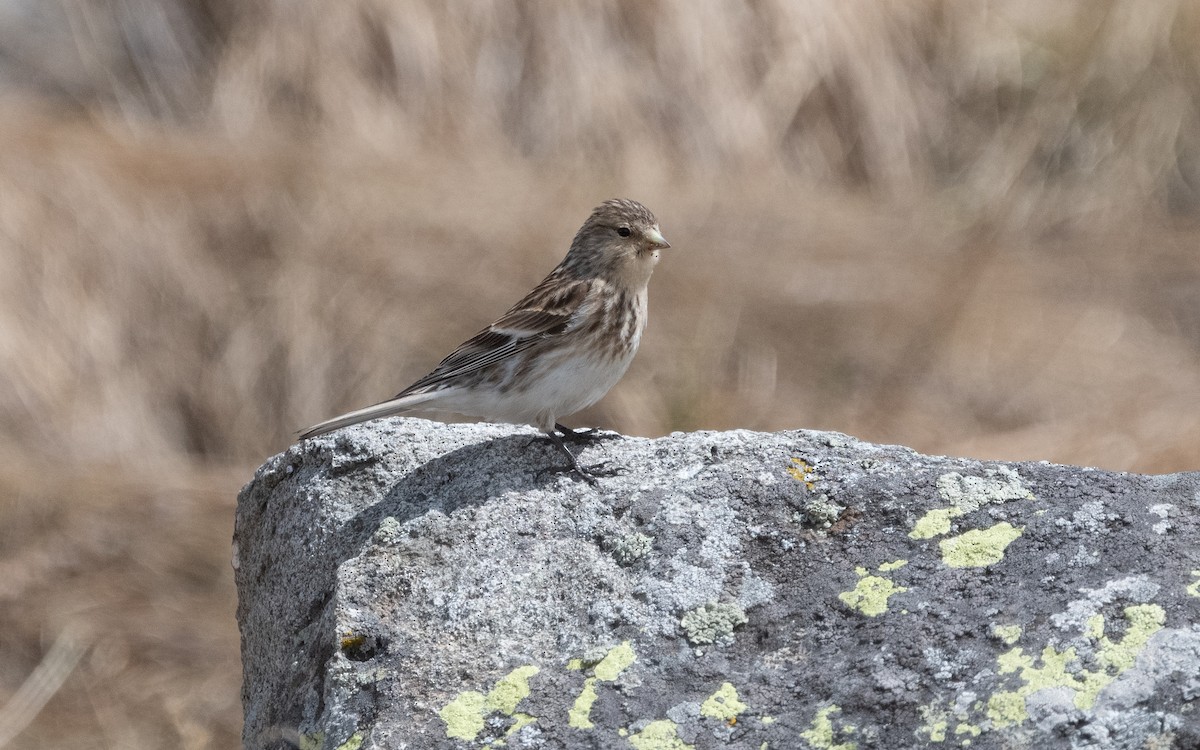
[300, 198, 671, 482]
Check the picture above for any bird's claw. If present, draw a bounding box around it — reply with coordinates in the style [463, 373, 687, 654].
[578, 461, 625, 480]
[542, 461, 624, 485]
[554, 423, 620, 444]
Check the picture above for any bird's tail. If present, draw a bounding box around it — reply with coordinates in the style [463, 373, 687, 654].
[298, 391, 440, 440]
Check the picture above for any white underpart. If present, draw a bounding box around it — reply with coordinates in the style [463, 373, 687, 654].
[428, 284, 647, 431]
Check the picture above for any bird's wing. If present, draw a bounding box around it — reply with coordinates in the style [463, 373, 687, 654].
[396, 275, 592, 396]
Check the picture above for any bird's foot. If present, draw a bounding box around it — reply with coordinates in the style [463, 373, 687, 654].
[570, 460, 626, 485]
[554, 423, 621, 444]
[542, 430, 626, 485]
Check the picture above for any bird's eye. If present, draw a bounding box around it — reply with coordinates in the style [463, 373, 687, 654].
[617, 227, 631, 237]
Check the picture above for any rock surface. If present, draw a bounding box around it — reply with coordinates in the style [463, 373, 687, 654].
[234, 418, 1200, 749]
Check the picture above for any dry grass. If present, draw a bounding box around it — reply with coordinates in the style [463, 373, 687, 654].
[2, 0, 1200, 746]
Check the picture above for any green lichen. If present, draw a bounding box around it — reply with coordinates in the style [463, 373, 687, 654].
[800, 705, 856, 750]
[909, 507, 964, 539]
[628, 720, 695, 750]
[803, 494, 845, 529]
[487, 665, 539, 714]
[986, 603, 1167, 726]
[1095, 604, 1165, 674]
[681, 603, 748, 645]
[839, 569, 907, 617]
[439, 691, 487, 740]
[921, 720, 940, 744]
[594, 641, 636, 681]
[986, 690, 1028, 728]
[1188, 571, 1200, 598]
[878, 559, 908, 572]
[939, 522, 1023, 568]
[990, 624, 1022, 645]
[912, 468, 1033, 540]
[609, 532, 653, 566]
[567, 641, 636, 730]
[298, 733, 323, 750]
[921, 698, 985, 743]
[335, 733, 365, 750]
[508, 713, 536, 736]
[936, 468, 1035, 508]
[917, 703, 949, 743]
[568, 678, 598, 729]
[700, 682, 746, 721]
[954, 722, 981, 738]
[438, 665, 540, 740]
[926, 719, 948, 742]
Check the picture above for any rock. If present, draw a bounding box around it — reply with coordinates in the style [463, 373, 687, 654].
[234, 418, 1200, 749]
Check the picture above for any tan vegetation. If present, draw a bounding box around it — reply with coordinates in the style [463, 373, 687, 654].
[1, 0, 1199, 746]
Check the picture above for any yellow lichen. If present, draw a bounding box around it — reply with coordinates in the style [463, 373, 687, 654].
[566, 641, 637, 730]
[628, 720, 694, 750]
[787, 458, 817, 490]
[568, 678, 598, 729]
[700, 682, 746, 722]
[438, 665, 540, 740]
[939, 523, 1023, 568]
[990, 624, 1022, 645]
[800, 705, 856, 750]
[839, 570, 907, 617]
[909, 507, 964, 539]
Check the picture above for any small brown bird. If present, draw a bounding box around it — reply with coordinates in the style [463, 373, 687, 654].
[300, 199, 671, 482]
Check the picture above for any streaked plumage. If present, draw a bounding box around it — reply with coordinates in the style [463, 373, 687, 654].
[300, 199, 670, 482]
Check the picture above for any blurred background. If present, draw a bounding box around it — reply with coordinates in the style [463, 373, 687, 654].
[2, 0, 1199, 746]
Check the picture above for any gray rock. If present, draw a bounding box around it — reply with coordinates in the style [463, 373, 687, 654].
[234, 418, 1200, 749]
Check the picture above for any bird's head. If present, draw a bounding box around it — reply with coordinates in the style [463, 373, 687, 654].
[565, 198, 670, 286]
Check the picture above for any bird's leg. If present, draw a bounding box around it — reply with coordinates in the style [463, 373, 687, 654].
[543, 430, 622, 484]
[554, 422, 620, 444]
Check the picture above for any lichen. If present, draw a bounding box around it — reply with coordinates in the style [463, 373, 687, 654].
[986, 603, 1166, 727]
[700, 682, 746, 722]
[802, 493, 845, 529]
[938, 522, 1023, 568]
[437, 665, 540, 740]
[911, 468, 1033, 540]
[926, 720, 947, 742]
[787, 458, 817, 490]
[936, 468, 1035, 508]
[335, 733, 365, 750]
[594, 641, 636, 680]
[567, 641, 637, 730]
[954, 722, 981, 738]
[628, 719, 694, 750]
[680, 602, 748, 645]
[990, 624, 1022, 645]
[800, 705, 856, 750]
[609, 532, 653, 566]
[986, 689, 1028, 728]
[439, 690, 487, 740]
[839, 569, 907, 617]
[568, 678, 598, 729]
[909, 507, 964, 539]
[487, 665, 539, 714]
